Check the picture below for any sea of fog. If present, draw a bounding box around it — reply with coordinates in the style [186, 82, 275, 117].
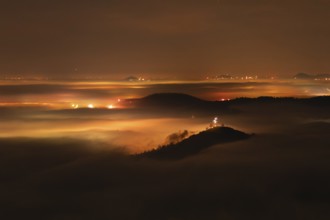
[0, 79, 329, 153]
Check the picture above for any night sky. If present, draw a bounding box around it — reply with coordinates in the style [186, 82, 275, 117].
[1, 0, 330, 79]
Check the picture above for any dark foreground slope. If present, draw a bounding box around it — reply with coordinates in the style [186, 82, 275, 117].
[138, 127, 252, 160]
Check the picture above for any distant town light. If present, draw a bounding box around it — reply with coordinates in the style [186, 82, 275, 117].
[220, 98, 230, 101]
[71, 104, 79, 109]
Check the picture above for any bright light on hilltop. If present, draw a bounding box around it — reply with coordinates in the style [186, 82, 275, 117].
[213, 117, 218, 125]
[107, 104, 114, 109]
[207, 116, 222, 129]
[88, 104, 94, 109]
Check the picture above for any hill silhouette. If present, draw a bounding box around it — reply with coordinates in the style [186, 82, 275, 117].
[128, 93, 229, 115]
[137, 127, 252, 160]
[130, 93, 330, 108]
[132, 93, 207, 108]
[294, 72, 330, 80]
[126, 93, 330, 117]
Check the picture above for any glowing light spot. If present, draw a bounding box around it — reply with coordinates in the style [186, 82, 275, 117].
[88, 104, 94, 109]
[107, 104, 114, 109]
[213, 117, 218, 125]
[71, 104, 79, 109]
[220, 98, 230, 102]
[207, 116, 221, 129]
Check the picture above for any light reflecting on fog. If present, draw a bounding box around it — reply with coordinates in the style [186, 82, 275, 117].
[0, 79, 329, 153]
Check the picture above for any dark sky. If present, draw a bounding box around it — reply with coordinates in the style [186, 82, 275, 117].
[1, 0, 330, 79]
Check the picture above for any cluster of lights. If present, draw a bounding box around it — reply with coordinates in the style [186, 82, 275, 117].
[70, 98, 123, 109]
[70, 103, 116, 109]
[220, 98, 231, 101]
[205, 75, 259, 81]
[314, 78, 330, 81]
[207, 116, 221, 129]
[71, 104, 79, 109]
[241, 76, 258, 80]
[213, 117, 218, 125]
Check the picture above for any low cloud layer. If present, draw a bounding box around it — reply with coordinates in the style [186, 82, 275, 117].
[0, 90, 329, 219]
[1, 121, 330, 219]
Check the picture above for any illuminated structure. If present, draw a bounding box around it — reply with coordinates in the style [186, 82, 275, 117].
[207, 116, 223, 129]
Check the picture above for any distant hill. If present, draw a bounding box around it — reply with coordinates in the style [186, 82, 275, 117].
[124, 93, 330, 117]
[127, 93, 330, 110]
[230, 96, 330, 106]
[132, 93, 207, 108]
[294, 73, 313, 79]
[137, 127, 252, 160]
[294, 73, 330, 80]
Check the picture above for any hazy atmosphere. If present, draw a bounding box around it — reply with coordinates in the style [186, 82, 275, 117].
[1, 0, 330, 219]
[1, 0, 330, 78]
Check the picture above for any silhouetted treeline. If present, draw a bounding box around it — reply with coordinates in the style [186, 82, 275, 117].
[137, 127, 252, 160]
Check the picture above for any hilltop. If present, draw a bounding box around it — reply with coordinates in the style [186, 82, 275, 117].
[137, 126, 252, 160]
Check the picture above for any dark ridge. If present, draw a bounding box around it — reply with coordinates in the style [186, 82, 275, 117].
[294, 72, 330, 79]
[133, 93, 206, 107]
[131, 93, 330, 107]
[230, 96, 330, 106]
[294, 73, 314, 79]
[125, 93, 330, 117]
[136, 127, 252, 160]
[304, 96, 330, 106]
